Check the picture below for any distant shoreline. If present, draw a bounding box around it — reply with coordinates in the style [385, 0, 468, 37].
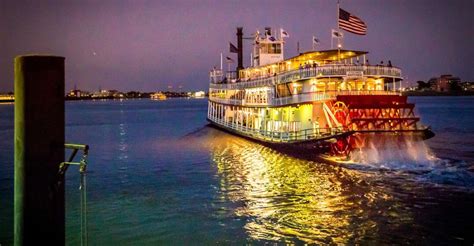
[2, 92, 474, 104]
[0, 97, 207, 103]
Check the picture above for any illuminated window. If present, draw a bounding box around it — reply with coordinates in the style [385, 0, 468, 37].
[260, 43, 281, 54]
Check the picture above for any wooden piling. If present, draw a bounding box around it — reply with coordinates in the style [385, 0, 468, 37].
[14, 55, 65, 245]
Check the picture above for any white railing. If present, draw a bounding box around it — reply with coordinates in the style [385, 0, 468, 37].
[330, 90, 400, 96]
[209, 98, 244, 105]
[209, 90, 401, 107]
[209, 69, 223, 84]
[210, 76, 276, 90]
[272, 92, 332, 106]
[208, 116, 344, 143]
[210, 65, 402, 90]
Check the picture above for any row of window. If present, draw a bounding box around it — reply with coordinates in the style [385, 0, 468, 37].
[259, 43, 282, 54]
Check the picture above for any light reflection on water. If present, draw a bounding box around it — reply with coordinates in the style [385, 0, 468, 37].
[349, 134, 437, 170]
[190, 127, 415, 244]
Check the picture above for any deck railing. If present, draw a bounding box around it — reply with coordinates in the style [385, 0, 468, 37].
[209, 90, 400, 107]
[272, 91, 332, 106]
[208, 116, 345, 143]
[209, 97, 244, 105]
[210, 65, 402, 90]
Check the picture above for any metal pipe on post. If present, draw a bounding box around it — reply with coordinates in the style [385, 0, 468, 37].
[14, 55, 65, 245]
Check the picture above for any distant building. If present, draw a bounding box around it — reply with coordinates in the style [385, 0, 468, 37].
[429, 74, 461, 92]
[91, 89, 124, 99]
[67, 89, 91, 98]
[404, 86, 418, 92]
[461, 82, 474, 91]
[125, 91, 142, 98]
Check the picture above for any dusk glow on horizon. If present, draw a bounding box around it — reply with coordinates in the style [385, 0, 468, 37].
[1, 0, 473, 92]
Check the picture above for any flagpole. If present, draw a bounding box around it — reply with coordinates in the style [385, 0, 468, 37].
[337, 0, 340, 33]
[337, 0, 341, 62]
[220, 53, 223, 70]
[331, 32, 333, 49]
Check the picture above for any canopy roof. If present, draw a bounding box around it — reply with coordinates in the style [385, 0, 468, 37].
[241, 49, 368, 74]
[285, 49, 368, 64]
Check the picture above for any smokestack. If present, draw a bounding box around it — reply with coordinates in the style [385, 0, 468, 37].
[236, 27, 243, 77]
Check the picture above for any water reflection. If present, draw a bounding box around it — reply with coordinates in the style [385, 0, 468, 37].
[117, 108, 130, 185]
[203, 127, 413, 243]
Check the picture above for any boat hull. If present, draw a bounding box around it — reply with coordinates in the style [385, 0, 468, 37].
[207, 117, 434, 159]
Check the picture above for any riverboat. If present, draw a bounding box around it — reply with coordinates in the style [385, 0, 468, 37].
[207, 27, 434, 158]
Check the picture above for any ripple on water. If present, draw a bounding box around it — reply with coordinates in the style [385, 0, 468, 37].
[185, 126, 474, 244]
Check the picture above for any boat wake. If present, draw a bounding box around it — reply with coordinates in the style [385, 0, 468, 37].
[181, 126, 474, 190]
[349, 135, 436, 170]
[342, 134, 474, 190]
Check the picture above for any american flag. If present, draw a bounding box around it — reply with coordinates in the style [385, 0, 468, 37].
[339, 8, 367, 35]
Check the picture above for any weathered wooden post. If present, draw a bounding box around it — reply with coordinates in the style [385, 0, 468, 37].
[14, 55, 65, 245]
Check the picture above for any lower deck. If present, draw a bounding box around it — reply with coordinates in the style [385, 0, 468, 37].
[207, 94, 426, 144]
[207, 100, 345, 143]
[207, 114, 345, 143]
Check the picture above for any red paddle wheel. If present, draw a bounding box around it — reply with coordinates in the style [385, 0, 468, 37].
[328, 94, 422, 157]
[331, 101, 350, 128]
[337, 95, 419, 132]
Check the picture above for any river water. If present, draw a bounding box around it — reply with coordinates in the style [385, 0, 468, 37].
[1, 97, 473, 244]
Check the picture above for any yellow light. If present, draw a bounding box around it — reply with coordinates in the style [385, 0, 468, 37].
[208, 137, 385, 244]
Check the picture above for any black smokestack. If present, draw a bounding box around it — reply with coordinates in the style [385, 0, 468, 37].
[236, 27, 243, 77]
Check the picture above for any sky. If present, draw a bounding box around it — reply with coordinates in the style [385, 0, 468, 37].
[1, 0, 473, 92]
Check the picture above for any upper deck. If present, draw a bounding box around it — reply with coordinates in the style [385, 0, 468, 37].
[209, 48, 403, 107]
[210, 63, 401, 90]
[210, 49, 401, 90]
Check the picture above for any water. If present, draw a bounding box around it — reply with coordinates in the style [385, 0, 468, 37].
[1, 97, 473, 244]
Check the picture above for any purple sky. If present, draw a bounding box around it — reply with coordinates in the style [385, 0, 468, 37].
[1, 0, 473, 92]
